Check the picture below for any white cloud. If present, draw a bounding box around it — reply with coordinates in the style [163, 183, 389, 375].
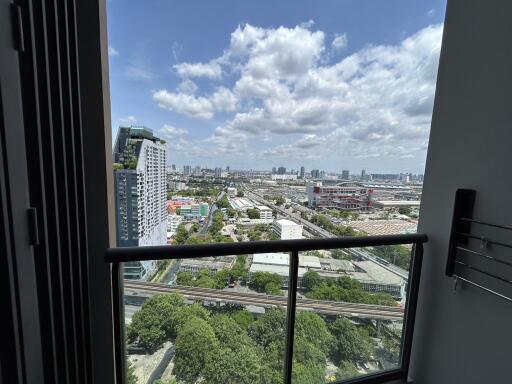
[177, 79, 198, 94]
[159, 124, 188, 137]
[427, 9, 435, 17]
[331, 33, 348, 51]
[125, 66, 155, 81]
[108, 45, 119, 56]
[153, 90, 214, 119]
[210, 87, 238, 112]
[173, 60, 222, 79]
[152, 86, 239, 119]
[119, 115, 137, 125]
[155, 22, 443, 167]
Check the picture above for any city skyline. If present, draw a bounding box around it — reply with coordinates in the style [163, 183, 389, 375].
[108, 0, 445, 174]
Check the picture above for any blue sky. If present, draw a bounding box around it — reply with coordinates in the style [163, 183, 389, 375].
[107, 0, 446, 173]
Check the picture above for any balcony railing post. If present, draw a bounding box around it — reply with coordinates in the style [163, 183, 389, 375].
[111, 262, 126, 383]
[400, 242, 424, 380]
[283, 250, 299, 384]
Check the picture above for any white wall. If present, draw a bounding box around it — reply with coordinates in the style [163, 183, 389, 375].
[412, 1, 512, 383]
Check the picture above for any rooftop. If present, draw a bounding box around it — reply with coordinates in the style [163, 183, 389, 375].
[275, 219, 301, 227]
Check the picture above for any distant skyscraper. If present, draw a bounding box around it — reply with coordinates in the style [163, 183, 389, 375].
[113, 126, 167, 280]
[277, 166, 286, 175]
[300, 166, 305, 179]
[272, 167, 277, 174]
[214, 167, 222, 177]
[183, 165, 192, 176]
[342, 170, 349, 180]
[193, 166, 201, 175]
[226, 166, 230, 172]
[311, 169, 320, 178]
[361, 169, 366, 180]
[171, 163, 176, 171]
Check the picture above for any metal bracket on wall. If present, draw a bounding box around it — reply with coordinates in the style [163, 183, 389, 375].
[446, 189, 512, 303]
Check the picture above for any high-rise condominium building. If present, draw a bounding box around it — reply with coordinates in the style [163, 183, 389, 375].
[113, 126, 168, 280]
[277, 166, 286, 174]
[183, 165, 192, 176]
[300, 166, 305, 179]
[342, 170, 349, 180]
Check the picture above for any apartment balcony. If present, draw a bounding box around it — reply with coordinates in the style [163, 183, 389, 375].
[106, 234, 426, 384]
[2, 1, 512, 384]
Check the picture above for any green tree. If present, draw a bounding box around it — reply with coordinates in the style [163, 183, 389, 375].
[176, 271, 194, 286]
[291, 362, 325, 384]
[227, 207, 237, 217]
[174, 224, 189, 244]
[174, 317, 220, 384]
[204, 347, 261, 384]
[195, 273, 216, 288]
[246, 208, 260, 219]
[371, 245, 411, 270]
[293, 337, 326, 366]
[295, 311, 332, 352]
[264, 281, 282, 296]
[398, 206, 411, 216]
[236, 191, 244, 197]
[329, 318, 373, 364]
[230, 310, 254, 330]
[209, 315, 253, 349]
[127, 294, 185, 351]
[336, 360, 361, 381]
[302, 271, 322, 291]
[250, 272, 282, 293]
[215, 268, 231, 288]
[248, 307, 286, 349]
[173, 303, 210, 333]
[127, 362, 138, 384]
[216, 196, 230, 209]
[153, 379, 180, 384]
[268, 232, 279, 241]
[274, 196, 285, 206]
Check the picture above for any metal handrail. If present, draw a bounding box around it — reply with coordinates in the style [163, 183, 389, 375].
[105, 233, 427, 384]
[105, 233, 428, 262]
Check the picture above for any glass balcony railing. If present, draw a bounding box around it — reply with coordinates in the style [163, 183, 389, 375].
[105, 234, 426, 384]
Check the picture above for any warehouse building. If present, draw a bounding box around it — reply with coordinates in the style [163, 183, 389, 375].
[179, 256, 236, 277]
[248, 252, 406, 299]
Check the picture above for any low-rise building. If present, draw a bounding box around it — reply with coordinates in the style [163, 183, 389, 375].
[237, 218, 273, 226]
[307, 181, 373, 211]
[248, 252, 406, 299]
[273, 219, 303, 239]
[257, 205, 273, 220]
[167, 214, 183, 238]
[179, 256, 236, 277]
[229, 197, 258, 211]
[179, 203, 209, 219]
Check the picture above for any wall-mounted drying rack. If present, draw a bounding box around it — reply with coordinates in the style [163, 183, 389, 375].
[446, 189, 512, 302]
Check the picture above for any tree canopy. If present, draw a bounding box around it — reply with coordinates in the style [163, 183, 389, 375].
[329, 318, 373, 364]
[127, 294, 185, 351]
[250, 272, 283, 295]
[126, 292, 380, 384]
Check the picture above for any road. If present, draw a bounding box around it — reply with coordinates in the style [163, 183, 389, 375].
[124, 281, 404, 321]
[198, 191, 224, 236]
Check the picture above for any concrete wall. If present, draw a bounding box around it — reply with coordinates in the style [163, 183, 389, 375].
[411, 1, 512, 383]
